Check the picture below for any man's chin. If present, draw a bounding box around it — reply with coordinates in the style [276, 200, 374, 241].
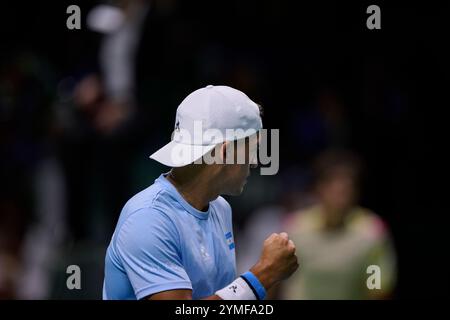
[236, 184, 246, 195]
[224, 186, 245, 196]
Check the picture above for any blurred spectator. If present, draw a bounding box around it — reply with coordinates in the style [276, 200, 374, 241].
[282, 150, 397, 299]
[57, 0, 151, 244]
[0, 52, 66, 299]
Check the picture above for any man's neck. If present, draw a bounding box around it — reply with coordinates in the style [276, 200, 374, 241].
[166, 167, 220, 212]
[319, 204, 348, 231]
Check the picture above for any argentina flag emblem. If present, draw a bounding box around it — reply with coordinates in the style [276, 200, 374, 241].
[225, 232, 235, 250]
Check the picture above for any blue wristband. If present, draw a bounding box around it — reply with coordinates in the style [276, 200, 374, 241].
[240, 271, 267, 300]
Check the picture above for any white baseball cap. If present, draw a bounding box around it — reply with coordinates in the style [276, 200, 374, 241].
[149, 85, 263, 167]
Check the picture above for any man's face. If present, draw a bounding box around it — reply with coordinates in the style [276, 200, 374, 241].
[317, 168, 357, 213]
[220, 134, 259, 195]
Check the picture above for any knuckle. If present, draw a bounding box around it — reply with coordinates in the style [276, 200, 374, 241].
[265, 234, 276, 243]
[288, 241, 296, 250]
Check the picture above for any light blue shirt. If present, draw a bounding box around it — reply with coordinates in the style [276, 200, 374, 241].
[103, 173, 236, 300]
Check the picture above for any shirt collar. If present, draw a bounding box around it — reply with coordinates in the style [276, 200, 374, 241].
[156, 172, 211, 220]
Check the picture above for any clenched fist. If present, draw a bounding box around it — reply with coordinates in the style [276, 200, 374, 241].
[250, 232, 299, 290]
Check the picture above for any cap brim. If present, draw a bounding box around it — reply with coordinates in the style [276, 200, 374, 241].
[149, 141, 217, 167]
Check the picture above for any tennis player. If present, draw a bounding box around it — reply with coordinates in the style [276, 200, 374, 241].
[102, 85, 298, 300]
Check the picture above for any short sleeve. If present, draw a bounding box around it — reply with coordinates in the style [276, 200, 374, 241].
[115, 208, 192, 299]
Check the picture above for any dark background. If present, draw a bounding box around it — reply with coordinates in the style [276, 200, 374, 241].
[1, 0, 449, 299]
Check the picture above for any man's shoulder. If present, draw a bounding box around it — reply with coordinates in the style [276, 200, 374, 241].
[285, 205, 322, 233]
[115, 185, 179, 238]
[124, 180, 173, 213]
[115, 183, 177, 232]
[347, 207, 389, 241]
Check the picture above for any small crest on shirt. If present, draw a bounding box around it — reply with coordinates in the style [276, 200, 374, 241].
[225, 232, 235, 250]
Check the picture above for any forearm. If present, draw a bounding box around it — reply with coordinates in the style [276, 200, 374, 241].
[200, 295, 223, 300]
